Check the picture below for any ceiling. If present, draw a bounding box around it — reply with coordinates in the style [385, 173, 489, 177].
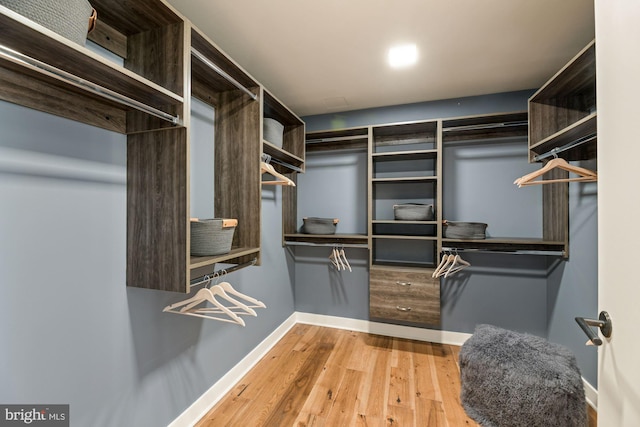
[166, 0, 595, 118]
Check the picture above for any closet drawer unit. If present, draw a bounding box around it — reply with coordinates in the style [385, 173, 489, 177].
[369, 266, 440, 325]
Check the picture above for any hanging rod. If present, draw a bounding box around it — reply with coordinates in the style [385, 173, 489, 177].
[190, 257, 258, 287]
[0, 44, 181, 125]
[533, 133, 597, 162]
[306, 134, 369, 144]
[191, 48, 257, 101]
[268, 156, 303, 173]
[442, 120, 528, 132]
[441, 246, 565, 257]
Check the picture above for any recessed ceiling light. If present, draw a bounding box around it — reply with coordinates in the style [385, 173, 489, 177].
[388, 44, 418, 68]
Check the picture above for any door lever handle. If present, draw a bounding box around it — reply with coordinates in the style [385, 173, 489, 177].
[575, 311, 612, 346]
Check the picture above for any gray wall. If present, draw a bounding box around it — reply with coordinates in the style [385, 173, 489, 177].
[0, 100, 295, 426]
[299, 91, 599, 386]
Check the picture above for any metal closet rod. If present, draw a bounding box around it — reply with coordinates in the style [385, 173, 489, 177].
[268, 156, 303, 173]
[0, 44, 181, 125]
[533, 133, 597, 162]
[190, 257, 258, 287]
[442, 120, 528, 132]
[191, 48, 257, 101]
[306, 134, 368, 144]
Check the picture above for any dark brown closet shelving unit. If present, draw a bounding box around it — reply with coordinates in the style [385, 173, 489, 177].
[441, 111, 567, 256]
[0, 0, 301, 293]
[526, 39, 597, 258]
[283, 126, 369, 247]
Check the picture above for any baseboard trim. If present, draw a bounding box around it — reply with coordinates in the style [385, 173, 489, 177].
[583, 377, 598, 410]
[167, 313, 298, 427]
[294, 312, 472, 346]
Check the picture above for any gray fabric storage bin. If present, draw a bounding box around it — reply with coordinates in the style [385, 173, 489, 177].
[301, 217, 338, 234]
[0, 0, 95, 45]
[190, 218, 237, 256]
[443, 221, 487, 239]
[263, 118, 284, 148]
[393, 203, 434, 221]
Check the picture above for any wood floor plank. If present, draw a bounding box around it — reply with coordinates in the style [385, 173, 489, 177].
[198, 326, 483, 427]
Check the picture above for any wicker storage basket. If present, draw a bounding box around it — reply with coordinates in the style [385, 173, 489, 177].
[394, 203, 434, 221]
[301, 217, 339, 235]
[0, 0, 96, 45]
[443, 221, 487, 240]
[190, 218, 237, 256]
[263, 118, 284, 148]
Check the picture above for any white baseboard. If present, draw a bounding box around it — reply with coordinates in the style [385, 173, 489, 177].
[168, 312, 596, 426]
[167, 313, 298, 427]
[294, 312, 472, 346]
[583, 377, 598, 410]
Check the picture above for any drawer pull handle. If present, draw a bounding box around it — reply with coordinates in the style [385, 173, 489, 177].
[396, 281, 411, 286]
[396, 306, 412, 312]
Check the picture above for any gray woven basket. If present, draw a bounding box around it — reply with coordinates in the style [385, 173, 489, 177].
[190, 219, 237, 256]
[301, 217, 338, 235]
[443, 221, 487, 240]
[263, 118, 284, 148]
[394, 203, 434, 221]
[0, 0, 95, 45]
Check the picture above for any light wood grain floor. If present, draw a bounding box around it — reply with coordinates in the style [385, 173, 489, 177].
[197, 324, 479, 426]
[197, 324, 597, 427]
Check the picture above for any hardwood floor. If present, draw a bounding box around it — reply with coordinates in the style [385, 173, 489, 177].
[196, 324, 479, 426]
[197, 324, 597, 426]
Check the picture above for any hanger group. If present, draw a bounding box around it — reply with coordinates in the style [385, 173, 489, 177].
[329, 246, 352, 272]
[514, 157, 597, 187]
[261, 153, 295, 186]
[433, 249, 470, 278]
[163, 272, 266, 326]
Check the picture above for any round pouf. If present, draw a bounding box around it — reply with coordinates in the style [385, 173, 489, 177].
[459, 324, 587, 427]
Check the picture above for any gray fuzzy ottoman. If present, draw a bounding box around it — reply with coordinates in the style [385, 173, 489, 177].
[459, 324, 587, 427]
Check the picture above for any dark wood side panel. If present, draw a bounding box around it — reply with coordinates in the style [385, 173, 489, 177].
[542, 168, 569, 257]
[87, 19, 128, 59]
[214, 88, 261, 262]
[282, 173, 298, 236]
[127, 128, 188, 291]
[126, 22, 184, 95]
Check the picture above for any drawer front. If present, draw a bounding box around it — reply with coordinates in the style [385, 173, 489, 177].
[369, 266, 440, 325]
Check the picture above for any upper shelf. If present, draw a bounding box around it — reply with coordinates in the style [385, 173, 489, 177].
[442, 237, 566, 255]
[529, 40, 596, 162]
[284, 233, 369, 247]
[263, 89, 305, 173]
[442, 112, 528, 142]
[0, 3, 185, 133]
[306, 127, 369, 152]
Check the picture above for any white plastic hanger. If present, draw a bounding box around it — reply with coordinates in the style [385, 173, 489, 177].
[444, 254, 471, 277]
[514, 157, 597, 187]
[261, 161, 295, 186]
[163, 288, 246, 326]
[339, 248, 352, 272]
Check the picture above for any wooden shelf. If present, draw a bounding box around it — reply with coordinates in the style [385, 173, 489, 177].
[442, 112, 528, 142]
[372, 176, 437, 183]
[529, 113, 597, 162]
[263, 89, 305, 171]
[190, 247, 261, 270]
[284, 233, 369, 246]
[373, 235, 437, 241]
[442, 237, 566, 254]
[0, 5, 184, 133]
[529, 40, 596, 160]
[306, 127, 369, 152]
[263, 140, 304, 172]
[372, 220, 438, 225]
[372, 149, 438, 161]
[371, 261, 437, 269]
